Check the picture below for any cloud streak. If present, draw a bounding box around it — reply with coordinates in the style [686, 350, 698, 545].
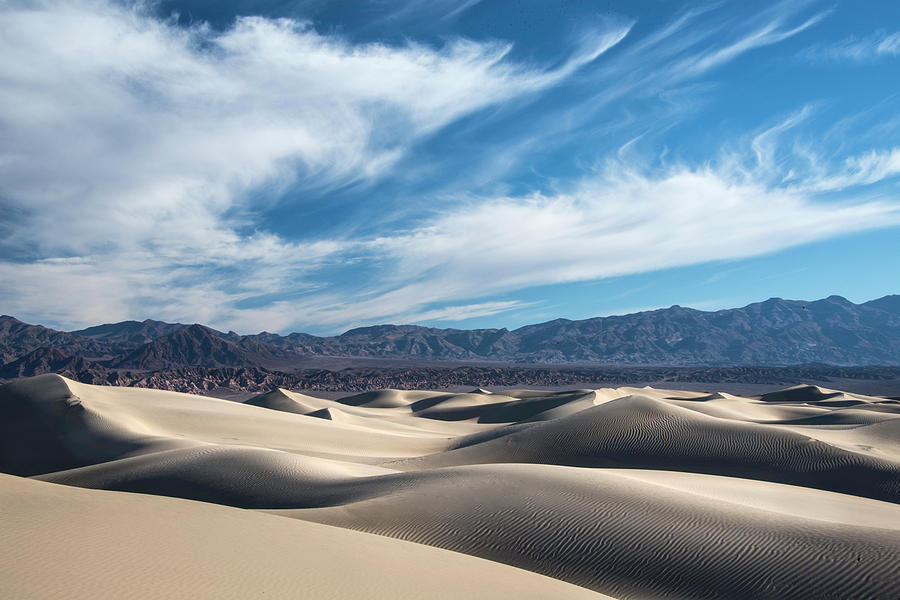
[295, 166, 897, 329]
[1, 0, 897, 335]
[799, 30, 900, 63]
[259, 98, 900, 332]
[0, 0, 623, 329]
[383, 168, 898, 289]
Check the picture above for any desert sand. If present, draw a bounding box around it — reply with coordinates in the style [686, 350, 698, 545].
[2, 374, 899, 599]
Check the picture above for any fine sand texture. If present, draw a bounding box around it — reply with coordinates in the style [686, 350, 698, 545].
[1, 474, 605, 600]
[2, 374, 900, 599]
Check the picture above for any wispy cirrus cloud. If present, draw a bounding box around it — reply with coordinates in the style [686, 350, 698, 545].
[445, 2, 831, 194]
[389, 301, 534, 326]
[2, 0, 897, 336]
[667, 8, 827, 78]
[357, 167, 898, 319]
[799, 30, 900, 63]
[799, 148, 900, 192]
[731, 106, 900, 193]
[219, 165, 899, 333]
[258, 103, 900, 332]
[366, 0, 485, 26]
[0, 0, 625, 328]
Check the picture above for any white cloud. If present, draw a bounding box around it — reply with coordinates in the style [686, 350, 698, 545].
[673, 11, 827, 78]
[799, 30, 900, 63]
[2, 0, 897, 336]
[213, 155, 899, 333]
[366, 166, 899, 304]
[0, 0, 623, 330]
[491, 1, 831, 185]
[398, 301, 533, 324]
[804, 148, 900, 192]
[368, 0, 485, 25]
[610, 3, 827, 87]
[720, 106, 900, 194]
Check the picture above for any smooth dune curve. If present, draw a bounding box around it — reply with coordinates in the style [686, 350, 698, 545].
[283, 464, 900, 599]
[397, 393, 900, 503]
[1, 474, 609, 600]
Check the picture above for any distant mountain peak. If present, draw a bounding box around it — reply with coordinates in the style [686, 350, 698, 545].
[863, 295, 900, 315]
[2, 294, 900, 371]
[0, 346, 96, 379]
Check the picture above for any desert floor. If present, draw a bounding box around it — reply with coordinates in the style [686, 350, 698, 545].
[2, 374, 899, 599]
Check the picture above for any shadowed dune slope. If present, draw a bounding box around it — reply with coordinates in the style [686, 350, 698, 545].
[759, 384, 884, 405]
[244, 388, 322, 414]
[0, 375, 194, 476]
[338, 388, 440, 408]
[284, 465, 900, 600]
[1, 474, 608, 600]
[36, 445, 399, 508]
[246, 386, 494, 436]
[0, 375, 455, 472]
[398, 393, 900, 503]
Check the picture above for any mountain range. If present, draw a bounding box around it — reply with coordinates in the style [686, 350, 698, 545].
[1, 295, 899, 378]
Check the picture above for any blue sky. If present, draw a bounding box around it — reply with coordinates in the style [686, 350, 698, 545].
[0, 0, 898, 335]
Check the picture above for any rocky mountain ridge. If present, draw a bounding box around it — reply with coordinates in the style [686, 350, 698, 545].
[1, 295, 899, 376]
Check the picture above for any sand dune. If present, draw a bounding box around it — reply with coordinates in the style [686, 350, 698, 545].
[401, 392, 900, 503]
[245, 387, 324, 414]
[3, 373, 900, 599]
[37, 445, 400, 508]
[0, 376, 454, 472]
[759, 384, 885, 405]
[1, 474, 606, 600]
[247, 386, 493, 435]
[339, 388, 441, 408]
[285, 465, 900, 599]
